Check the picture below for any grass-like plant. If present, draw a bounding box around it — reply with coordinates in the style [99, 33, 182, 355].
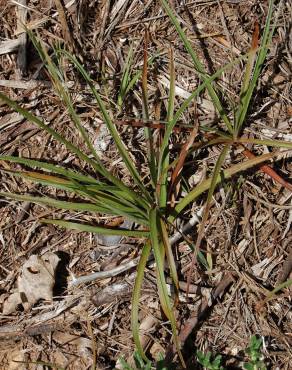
[0, 0, 291, 367]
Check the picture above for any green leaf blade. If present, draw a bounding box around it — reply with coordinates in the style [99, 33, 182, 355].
[41, 219, 149, 238]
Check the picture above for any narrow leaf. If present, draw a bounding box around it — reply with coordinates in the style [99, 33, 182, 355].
[234, 21, 259, 136]
[41, 219, 149, 237]
[0, 155, 150, 210]
[168, 121, 199, 207]
[161, 0, 233, 134]
[142, 28, 157, 186]
[186, 145, 229, 295]
[172, 151, 277, 220]
[0, 155, 98, 184]
[55, 49, 152, 202]
[117, 44, 134, 109]
[242, 147, 292, 192]
[149, 208, 185, 366]
[158, 52, 249, 181]
[158, 47, 175, 208]
[160, 218, 179, 305]
[235, 0, 275, 132]
[236, 137, 292, 149]
[131, 241, 152, 361]
[0, 191, 148, 224]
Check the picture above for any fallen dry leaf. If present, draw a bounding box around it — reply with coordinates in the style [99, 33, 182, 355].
[2, 252, 60, 314]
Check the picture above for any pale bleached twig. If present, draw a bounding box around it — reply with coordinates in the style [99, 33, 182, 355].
[70, 257, 139, 286]
[0, 39, 21, 55]
[16, 0, 28, 76]
[169, 207, 203, 245]
[0, 79, 49, 89]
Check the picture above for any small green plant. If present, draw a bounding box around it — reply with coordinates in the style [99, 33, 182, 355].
[118, 352, 153, 370]
[196, 335, 267, 370]
[196, 350, 223, 370]
[119, 336, 267, 369]
[243, 336, 267, 370]
[118, 352, 170, 370]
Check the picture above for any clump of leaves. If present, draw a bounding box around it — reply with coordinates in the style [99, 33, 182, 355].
[196, 351, 224, 370]
[243, 336, 267, 370]
[119, 336, 266, 369]
[196, 335, 267, 370]
[118, 352, 169, 370]
[0, 0, 291, 368]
